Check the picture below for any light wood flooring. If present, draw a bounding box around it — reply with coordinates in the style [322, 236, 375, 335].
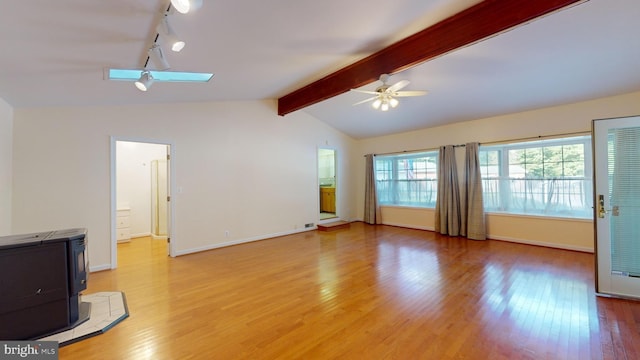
[60, 223, 640, 359]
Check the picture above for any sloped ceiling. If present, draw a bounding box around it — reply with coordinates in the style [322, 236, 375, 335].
[0, 0, 639, 138]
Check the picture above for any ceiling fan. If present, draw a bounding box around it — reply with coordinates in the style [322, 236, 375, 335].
[351, 74, 427, 111]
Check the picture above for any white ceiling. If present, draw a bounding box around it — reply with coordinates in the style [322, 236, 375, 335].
[1, 0, 639, 139]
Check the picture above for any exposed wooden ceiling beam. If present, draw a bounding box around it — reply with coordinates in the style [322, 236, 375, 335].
[278, 0, 585, 116]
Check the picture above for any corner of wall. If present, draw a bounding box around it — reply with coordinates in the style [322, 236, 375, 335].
[0, 97, 14, 235]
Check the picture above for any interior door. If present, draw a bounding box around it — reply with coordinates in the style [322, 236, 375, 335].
[593, 115, 640, 299]
[165, 145, 171, 256]
[151, 159, 168, 238]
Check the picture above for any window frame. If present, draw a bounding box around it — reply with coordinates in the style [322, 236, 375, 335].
[479, 135, 593, 219]
[374, 151, 439, 208]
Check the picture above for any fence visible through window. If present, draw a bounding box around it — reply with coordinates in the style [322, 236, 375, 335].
[479, 135, 593, 219]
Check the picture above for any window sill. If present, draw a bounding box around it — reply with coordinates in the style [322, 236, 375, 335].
[485, 211, 593, 222]
[379, 204, 435, 210]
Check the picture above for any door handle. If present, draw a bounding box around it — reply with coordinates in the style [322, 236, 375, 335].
[597, 195, 620, 217]
[598, 194, 608, 218]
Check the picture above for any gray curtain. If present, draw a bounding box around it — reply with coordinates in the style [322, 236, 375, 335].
[364, 154, 381, 224]
[435, 145, 461, 235]
[463, 142, 486, 240]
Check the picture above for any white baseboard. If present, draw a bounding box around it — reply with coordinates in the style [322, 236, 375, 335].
[380, 222, 593, 253]
[131, 232, 151, 239]
[89, 263, 111, 272]
[96, 223, 593, 270]
[489, 235, 594, 253]
[382, 221, 435, 232]
[174, 227, 317, 257]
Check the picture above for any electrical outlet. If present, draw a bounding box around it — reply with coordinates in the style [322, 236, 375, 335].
[224, 230, 230, 237]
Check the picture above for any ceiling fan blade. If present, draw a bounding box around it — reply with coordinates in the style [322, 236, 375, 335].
[386, 79, 410, 93]
[350, 89, 380, 95]
[394, 90, 428, 97]
[353, 96, 379, 106]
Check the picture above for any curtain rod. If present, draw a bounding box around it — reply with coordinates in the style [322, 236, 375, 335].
[479, 130, 589, 146]
[364, 130, 590, 157]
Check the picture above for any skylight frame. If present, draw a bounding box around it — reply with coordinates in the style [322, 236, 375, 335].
[106, 68, 214, 83]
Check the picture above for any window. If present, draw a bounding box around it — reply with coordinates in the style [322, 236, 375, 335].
[479, 135, 592, 218]
[375, 152, 438, 207]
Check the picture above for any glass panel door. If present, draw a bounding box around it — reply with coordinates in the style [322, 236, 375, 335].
[593, 115, 640, 299]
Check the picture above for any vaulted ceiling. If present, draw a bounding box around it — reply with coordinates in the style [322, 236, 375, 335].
[1, 0, 639, 138]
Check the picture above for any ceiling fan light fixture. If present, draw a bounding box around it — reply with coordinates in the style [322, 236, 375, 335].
[134, 71, 154, 91]
[170, 0, 203, 14]
[353, 74, 427, 111]
[158, 17, 185, 52]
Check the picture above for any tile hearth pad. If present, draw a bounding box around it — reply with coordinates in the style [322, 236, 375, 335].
[38, 292, 128, 346]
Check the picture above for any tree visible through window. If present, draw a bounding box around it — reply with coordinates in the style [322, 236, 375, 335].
[479, 136, 593, 218]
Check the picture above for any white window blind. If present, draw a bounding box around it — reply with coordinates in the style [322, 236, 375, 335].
[609, 127, 640, 276]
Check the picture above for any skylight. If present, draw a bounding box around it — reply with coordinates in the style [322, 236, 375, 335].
[107, 68, 213, 83]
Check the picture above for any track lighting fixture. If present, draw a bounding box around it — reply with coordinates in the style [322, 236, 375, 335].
[158, 16, 185, 52]
[134, 70, 154, 91]
[105, 0, 212, 91]
[148, 44, 170, 70]
[170, 0, 203, 14]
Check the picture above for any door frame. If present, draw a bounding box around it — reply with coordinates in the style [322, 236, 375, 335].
[110, 136, 176, 269]
[317, 147, 338, 224]
[593, 115, 640, 299]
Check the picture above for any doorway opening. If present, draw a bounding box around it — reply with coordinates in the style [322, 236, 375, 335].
[318, 148, 337, 222]
[111, 139, 173, 269]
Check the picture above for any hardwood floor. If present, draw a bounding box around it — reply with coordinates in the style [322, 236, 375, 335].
[60, 223, 640, 359]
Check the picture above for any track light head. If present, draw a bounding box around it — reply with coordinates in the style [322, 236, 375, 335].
[148, 44, 171, 70]
[158, 16, 185, 52]
[170, 0, 203, 14]
[134, 71, 154, 91]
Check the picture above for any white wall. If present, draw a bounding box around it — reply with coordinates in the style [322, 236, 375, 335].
[12, 91, 638, 266]
[354, 91, 640, 251]
[12, 100, 356, 270]
[116, 141, 167, 238]
[0, 97, 13, 236]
